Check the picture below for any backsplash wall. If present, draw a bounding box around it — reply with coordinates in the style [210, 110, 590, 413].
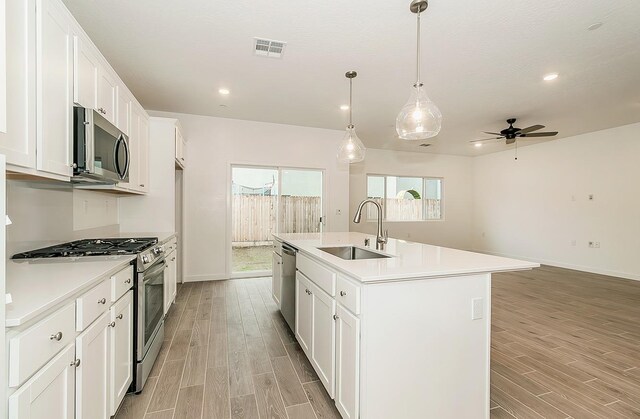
[6, 181, 119, 253]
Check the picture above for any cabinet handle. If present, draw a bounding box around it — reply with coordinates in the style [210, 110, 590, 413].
[71, 359, 81, 368]
[125, 278, 131, 284]
[333, 314, 339, 321]
[108, 321, 116, 328]
[181, 157, 185, 161]
[98, 298, 107, 304]
[171, 257, 176, 261]
[50, 332, 63, 341]
[116, 314, 124, 320]
[340, 291, 347, 297]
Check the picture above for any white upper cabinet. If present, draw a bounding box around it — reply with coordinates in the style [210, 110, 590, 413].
[1, 0, 36, 168]
[175, 125, 186, 168]
[116, 86, 130, 136]
[97, 65, 116, 124]
[72, 34, 98, 109]
[137, 109, 150, 192]
[1, 0, 6, 135]
[36, 0, 73, 178]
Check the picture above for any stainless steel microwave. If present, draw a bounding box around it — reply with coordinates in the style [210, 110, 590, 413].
[73, 106, 130, 183]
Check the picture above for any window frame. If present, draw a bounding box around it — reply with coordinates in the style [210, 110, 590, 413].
[365, 173, 444, 222]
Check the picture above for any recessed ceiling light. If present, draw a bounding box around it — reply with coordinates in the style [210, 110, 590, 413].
[474, 143, 482, 148]
[587, 22, 603, 31]
[340, 105, 349, 111]
[218, 88, 230, 95]
[543, 73, 559, 81]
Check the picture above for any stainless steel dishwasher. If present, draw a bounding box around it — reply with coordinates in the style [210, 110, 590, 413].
[281, 244, 297, 331]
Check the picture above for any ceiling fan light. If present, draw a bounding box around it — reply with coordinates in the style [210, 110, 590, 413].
[396, 84, 442, 140]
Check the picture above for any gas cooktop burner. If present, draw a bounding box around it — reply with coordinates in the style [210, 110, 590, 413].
[12, 237, 159, 259]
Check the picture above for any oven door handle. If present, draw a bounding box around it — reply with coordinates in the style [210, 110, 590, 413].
[143, 260, 166, 282]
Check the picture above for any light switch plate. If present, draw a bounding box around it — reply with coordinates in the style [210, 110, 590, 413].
[472, 298, 483, 320]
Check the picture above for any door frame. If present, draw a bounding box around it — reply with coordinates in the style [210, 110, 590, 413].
[226, 162, 326, 279]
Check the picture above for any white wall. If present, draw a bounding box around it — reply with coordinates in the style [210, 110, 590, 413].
[149, 111, 350, 282]
[349, 149, 474, 250]
[472, 122, 640, 280]
[6, 182, 119, 254]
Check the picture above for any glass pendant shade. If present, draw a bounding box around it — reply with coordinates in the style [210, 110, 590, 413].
[396, 83, 442, 140]
[337, 125, 365, 163]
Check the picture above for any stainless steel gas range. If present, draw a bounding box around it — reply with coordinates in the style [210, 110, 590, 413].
[13, 237, 166, 393]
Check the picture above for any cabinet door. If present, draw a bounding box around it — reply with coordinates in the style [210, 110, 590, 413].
[272, 252, 282, 306]
[2, 0, 36, 168]
[137, 111, 149, 192]
[36, 0, 73, 177]
[295, 273, 313, 354]
[335, 304, 360, 419]
[110, 291, 133, 416]
[116, 87, 130, 135]
[310, 281, 336, 398]
[164, 250, 177, 314]
[8, 344, 75, 419]
[76, 311, 110, 419]
[73, 35, 98, 109]
[97, 66, 116, 123]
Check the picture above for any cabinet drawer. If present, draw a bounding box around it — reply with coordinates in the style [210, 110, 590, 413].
[77, 279, 111, 331]
[111, 265, 134, 302]
[9, 302, 76, 388]
[273, 239, 282, 256]
[165, 237, 178, 253]
[297, 253, 336, 296]
[337, 275, 361, 315]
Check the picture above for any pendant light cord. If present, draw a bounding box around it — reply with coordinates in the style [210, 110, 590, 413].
[416, 8, 422, 87]
[349, 78, 353, 127]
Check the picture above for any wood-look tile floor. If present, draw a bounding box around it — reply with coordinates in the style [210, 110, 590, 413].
[115, 277, 341, 419]
[115, 266, 640, 419]
[490, 266, 640, 418]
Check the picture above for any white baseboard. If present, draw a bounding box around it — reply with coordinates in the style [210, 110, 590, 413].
[474, 249, 640, 282]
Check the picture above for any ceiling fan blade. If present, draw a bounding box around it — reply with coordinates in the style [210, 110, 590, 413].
[470, 137, 503, 143]
[483, 131, 502, 136]
[517, 124, 545, 134]
[519, 131, 558, 137]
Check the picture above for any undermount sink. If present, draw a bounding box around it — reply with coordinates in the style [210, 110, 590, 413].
[318, 246, 392, 260]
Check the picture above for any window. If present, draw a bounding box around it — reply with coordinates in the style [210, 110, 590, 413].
[366, 175, 443, 221]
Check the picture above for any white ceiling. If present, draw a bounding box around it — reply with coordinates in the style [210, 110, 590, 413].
[62, 0, 640, 156]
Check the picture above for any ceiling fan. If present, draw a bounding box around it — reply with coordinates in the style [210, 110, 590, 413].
[471, 118, 558, 145]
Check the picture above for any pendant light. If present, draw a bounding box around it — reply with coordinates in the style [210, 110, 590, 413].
[396, 0, 442, 140]
[337, 71, 366, 164]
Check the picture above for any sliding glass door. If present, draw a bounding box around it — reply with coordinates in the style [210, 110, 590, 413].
[230, 165, 323, 277]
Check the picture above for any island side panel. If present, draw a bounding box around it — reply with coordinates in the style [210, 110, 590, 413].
[359, 273, 491, 419]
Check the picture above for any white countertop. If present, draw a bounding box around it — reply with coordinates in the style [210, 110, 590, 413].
[5, 255, 136, 327]
[274, 232, 538, 283]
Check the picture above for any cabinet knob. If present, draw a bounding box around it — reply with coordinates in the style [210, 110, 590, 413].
[98, 298, 107, 304]
[333, 314, 339, 321]
[50, 331, 63, 341]
[125, 278, 131, 284]
[71, 359, 81, 368]
[140, 184, 145, 187]
[108, 321, 116, 328]
[305, 289, 312, 295]
[116, 314, 124, 320]
[340, 291, 347, 297]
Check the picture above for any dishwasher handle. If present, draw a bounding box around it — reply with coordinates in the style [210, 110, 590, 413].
[282, 245, 297, 256]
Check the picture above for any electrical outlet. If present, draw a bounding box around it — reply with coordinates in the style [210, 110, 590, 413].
[589, 194, 594, 200]
[335, 209, 342, 216]
[471, 298, 483, 320]
[594, 241, 600, 248]
[588, 241, 594, 248]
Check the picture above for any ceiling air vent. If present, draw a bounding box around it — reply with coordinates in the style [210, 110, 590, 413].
[253, 38, 287, 58]
[419, 143, 431, 147]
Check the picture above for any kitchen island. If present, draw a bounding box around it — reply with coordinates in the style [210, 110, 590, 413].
[272, 232, 538, 419]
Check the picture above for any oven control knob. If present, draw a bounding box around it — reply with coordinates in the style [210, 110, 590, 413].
[142, 255, 150, 264]
[153, 246, 164, 255]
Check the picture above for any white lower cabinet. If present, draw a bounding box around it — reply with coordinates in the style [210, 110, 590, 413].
[8, 344, 76, 419]
[75, 310, 110, 419]
[295, 273, 313, 354]
[109, 291, 133, 416]
[309, 281, 336, 398]
[335, 304, 360, 419]
[164, 249, 177, 315]
[272, 251, 282, 306]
